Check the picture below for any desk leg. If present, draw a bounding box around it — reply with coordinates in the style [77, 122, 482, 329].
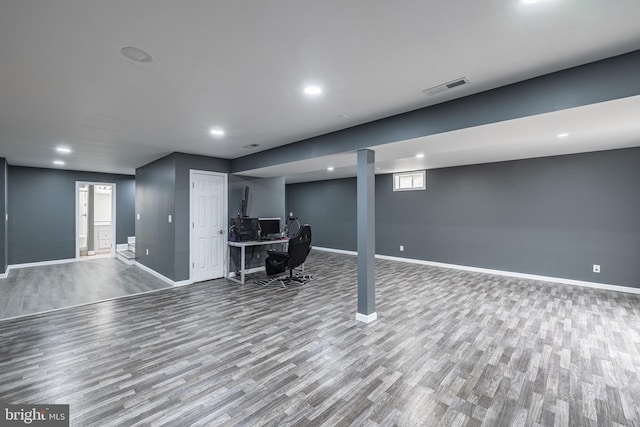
[226, 244, 230, 279]
[227, 245, 243, 285]
[240, 245, 246, 284]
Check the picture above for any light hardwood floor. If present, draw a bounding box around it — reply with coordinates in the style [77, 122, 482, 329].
[1, 251, 640, 426]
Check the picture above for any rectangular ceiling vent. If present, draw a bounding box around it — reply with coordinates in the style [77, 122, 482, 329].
[423, 77, 470, 96]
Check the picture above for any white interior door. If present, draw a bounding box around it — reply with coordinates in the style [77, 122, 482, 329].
[190, 171, 227, 282]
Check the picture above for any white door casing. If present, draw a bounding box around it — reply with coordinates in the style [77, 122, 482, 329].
[75, 181, 117, 260]
[190, 170, 227, 282]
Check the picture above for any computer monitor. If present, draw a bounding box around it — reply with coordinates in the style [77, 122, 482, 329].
[258, 218, 281, 239]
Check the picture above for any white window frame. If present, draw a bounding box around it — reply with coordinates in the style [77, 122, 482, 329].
[393, 170, 426, 191]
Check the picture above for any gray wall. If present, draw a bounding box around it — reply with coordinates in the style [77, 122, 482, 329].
[174, 153, 230, 281]
[233, 50, 640, 173]
[7, 166, 135, 265]
[0, 158, 7, 273]
[229, 176, 286, 220]
[135, 152, 231, 282]
[135, 154, 177, 279]
[286, 177, 357, 249]
[228, 175, 286, 272]
[286, 148, 640, 288]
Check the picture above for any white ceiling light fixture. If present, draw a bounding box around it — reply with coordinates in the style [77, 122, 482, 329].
[416, 153, 425, 158]
[304, 86, 322, 96]
[327, 166, 334, 171]
[56, 147, 72, 154]
[121, 47, 153, 63]
[557, 132, 570, 138]
[53, 160, 65, 165]
[209, 128, 225, 137]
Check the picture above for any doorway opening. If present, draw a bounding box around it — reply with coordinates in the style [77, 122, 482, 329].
[76, 182, 117, 260]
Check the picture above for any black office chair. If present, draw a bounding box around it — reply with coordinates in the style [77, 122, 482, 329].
[259, 224, 312, 287]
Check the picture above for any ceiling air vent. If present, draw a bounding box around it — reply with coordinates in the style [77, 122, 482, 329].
[243, 144, 260, 149]
[423, 77, 470, 96]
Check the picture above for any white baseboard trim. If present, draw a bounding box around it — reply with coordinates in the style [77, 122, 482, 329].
[1, 258, 78, 279]
[375, 254, 640, 295]
[8, 258, 77, 270]
[356, 312, 378, 323]
[313, 246, 357, 256]
[173, 279, 192, 287]
[135, 261, 192, 287]
[228, 266, 265, 277]
[116, 243, 128, 251]
[314, 246, 640, 295]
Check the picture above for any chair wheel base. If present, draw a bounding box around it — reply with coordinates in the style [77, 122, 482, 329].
[256, 273, 313, 288]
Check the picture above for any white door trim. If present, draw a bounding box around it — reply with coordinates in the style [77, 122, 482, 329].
[189, 170, 228, 282]
[75, 181, 117, 260]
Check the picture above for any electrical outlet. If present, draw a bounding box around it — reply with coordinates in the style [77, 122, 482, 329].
[400, 245, 404, 252]
[146, 248, 149, 256]
[593, 264, 600, 273]
[257, 253, 260, 259]
[168, 214, 172, 223]
[136, 213, 141, 220]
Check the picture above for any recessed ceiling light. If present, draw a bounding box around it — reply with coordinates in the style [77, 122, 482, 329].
[56, 147, 72, 154]
[327, 166, 334, 172]
[304, 86, 322, 96]
[209, 128, 225, 137]
[121, 47, 153, 63]
[53, 160, 65, 166]
[557, 132, 570, 138]
[416, 153, 425, 159]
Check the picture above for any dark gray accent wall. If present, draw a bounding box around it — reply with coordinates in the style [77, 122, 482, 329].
[286, 147, 640, 288]
[233, 50, 640, 173]
[135, 152, 231, 282]
[7, 166, 135, 265]
[0, 158, 7, 273]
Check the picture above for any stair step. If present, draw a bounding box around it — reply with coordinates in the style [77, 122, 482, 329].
[118, 250, 136, 259]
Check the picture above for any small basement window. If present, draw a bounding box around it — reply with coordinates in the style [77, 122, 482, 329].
[393, 170, 426, 191]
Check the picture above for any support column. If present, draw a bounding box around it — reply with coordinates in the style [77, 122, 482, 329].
[356, 149, 377, 323]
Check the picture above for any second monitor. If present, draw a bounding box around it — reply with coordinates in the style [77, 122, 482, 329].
[258, 218, 281, 240]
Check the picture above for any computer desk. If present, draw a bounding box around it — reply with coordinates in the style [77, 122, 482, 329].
[227, 238, 289, 284]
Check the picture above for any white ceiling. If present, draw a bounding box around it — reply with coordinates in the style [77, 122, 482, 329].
[1, 0, 639, 176]
[241, 95, 640, 183]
